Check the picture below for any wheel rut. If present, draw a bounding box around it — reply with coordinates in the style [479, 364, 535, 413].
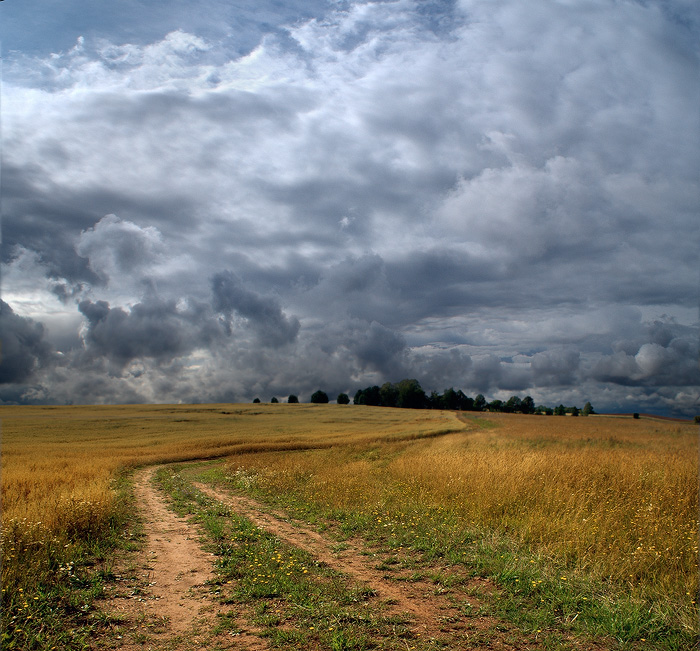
[193, 482, 478, 639]
[96, 465, 495, 649]
[94, 467, 267, 650]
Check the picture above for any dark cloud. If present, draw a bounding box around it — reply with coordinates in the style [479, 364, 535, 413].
[0, 301, 53, 384]
[530, 349, 581, 387]
[591, 327, 700, 389]
[1, 0, 697, 415]
[211, 271, 300, 347]
[76, 214, 165, 283]
[78, 296, 221, 366]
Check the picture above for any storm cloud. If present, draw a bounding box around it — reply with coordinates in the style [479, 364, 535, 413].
[211, 270, 300, 347]
[0, 301, 53, 384]
[1, 0, 698, 414]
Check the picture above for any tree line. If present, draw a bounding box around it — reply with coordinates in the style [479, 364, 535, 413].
[253, 379, 594, 416]
[353, 379, 594, 416]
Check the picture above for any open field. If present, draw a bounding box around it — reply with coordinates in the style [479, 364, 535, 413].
[1, 404, 698, 650]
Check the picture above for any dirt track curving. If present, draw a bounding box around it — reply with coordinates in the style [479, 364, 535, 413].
[193, 481, 492, 639]
[95, 465, 506, 650]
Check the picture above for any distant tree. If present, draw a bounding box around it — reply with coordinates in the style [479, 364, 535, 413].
[311, 390, 329, 404]
[270, 396, 279, 403]
[396, 379, 427, 409]
[554, 404, 567, 416]
[633, 412, 640, 419]
[354, 386, 381, 406]
[488, 399, 504, 412]
[521, 396, 535, 414]
[380, 382, 399, 408]
[474, 394, 486, 412]
[253, 398, 261, 403]
[571, 405, 579, 417]
[442, 387, 461, 411]
[428, 390, 443, 410]
[457, 390, 474, 411]
[288, 394, 299, 404]
[504, 396, 522, 413]
[582, 401, 594, 416]
[694, 415, 700, 425]
[337, 393, 350, 405]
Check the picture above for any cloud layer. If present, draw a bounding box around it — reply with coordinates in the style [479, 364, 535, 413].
[2, 0, 698, 414]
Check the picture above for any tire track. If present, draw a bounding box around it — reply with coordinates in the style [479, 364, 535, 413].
[95, 467, 268, 650]
[193, 482, 472, 638]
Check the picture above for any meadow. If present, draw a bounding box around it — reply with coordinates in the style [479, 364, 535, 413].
[1, 404, 697, 649]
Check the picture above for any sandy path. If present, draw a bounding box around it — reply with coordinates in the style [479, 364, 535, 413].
[194, 481, 481, 639]
[95, 467, 267, 650]
[95, 464, 499, 649]
[133, 467, 215, 631]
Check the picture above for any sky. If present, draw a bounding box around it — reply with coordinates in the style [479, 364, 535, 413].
[1, 0, 699, 415]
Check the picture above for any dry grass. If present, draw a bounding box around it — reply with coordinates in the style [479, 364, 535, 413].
[2, 404, 697, 647]
[1, 402, 459, 534]
[1, 403, 460, 649]
[222, 412, 699, 607]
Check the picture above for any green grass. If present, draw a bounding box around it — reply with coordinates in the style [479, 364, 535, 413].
[0, 472, 139, 651]
[183, 460, 697, 651]
[154, 467, 425, 650]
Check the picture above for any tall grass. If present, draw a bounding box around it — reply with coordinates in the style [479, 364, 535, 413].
[391, 415, 698, 598]
[1, 402, 460, 649]
[220, 413, 698, 642]
[2, 404, 696, 648]
[2, 402, 459, 529]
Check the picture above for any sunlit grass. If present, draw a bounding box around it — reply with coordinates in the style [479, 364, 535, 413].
[218, 412, 699, 646]
[1, 402, 459, 526]
[2, 404, 697, 649]
[1, 403, 459, 649]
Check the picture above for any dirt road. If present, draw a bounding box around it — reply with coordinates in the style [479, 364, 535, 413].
[194, 482, 485, 638]
[96, 465, 501, 650]
[95, 467, 266, 650]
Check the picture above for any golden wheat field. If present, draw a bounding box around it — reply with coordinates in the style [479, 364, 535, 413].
[1, 403, 456, 531]
[222, 411, 699, 601]
[2, 403, 698, 643]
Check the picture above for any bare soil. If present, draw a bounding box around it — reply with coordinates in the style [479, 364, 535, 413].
[94, 464, 546, 650]
[193, 481, 496, 642]
[93, 467, 267, 650]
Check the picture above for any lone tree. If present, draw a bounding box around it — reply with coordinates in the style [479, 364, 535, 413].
[270, 396, 279, 403]
[582, 401, 594, 416]
[337, 392, 350, 405]
[288, 394, 299, 404]
[310, 390, 329, 404]
[252, 398, 261, 403]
